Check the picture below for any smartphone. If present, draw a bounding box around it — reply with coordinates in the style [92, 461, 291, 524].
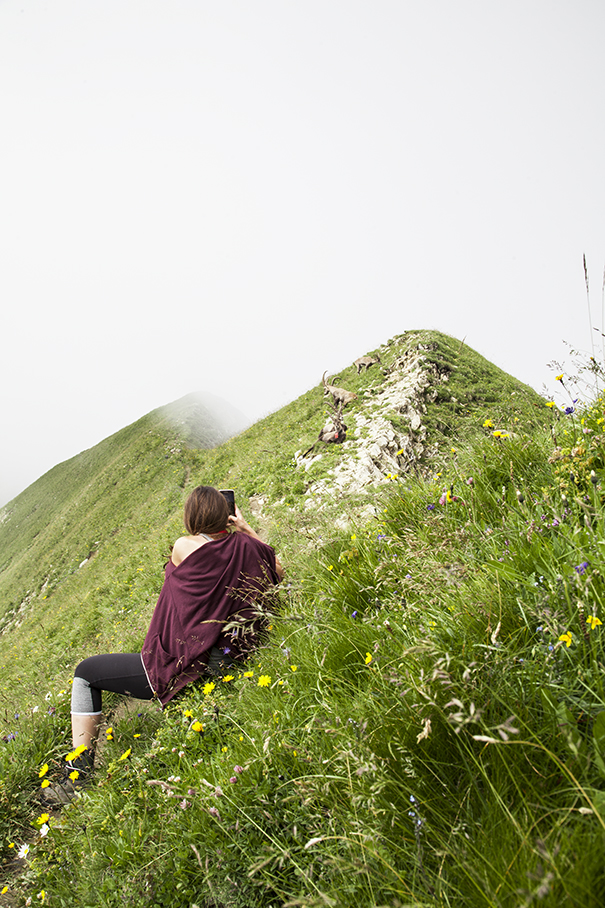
[219, 489, 236, 516]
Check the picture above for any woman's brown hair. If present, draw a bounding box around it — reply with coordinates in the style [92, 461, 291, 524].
[184, 486, 229, 536]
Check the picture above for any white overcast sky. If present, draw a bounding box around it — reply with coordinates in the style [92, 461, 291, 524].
[1, 0, 605, 507]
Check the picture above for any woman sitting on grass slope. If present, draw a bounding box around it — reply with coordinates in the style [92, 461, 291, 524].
[50, 486, 283, 801]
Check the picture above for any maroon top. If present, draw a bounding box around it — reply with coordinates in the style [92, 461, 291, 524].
[141, 532, 279, 705]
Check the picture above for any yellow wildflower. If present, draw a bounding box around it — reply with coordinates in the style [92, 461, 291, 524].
[36, 813, 50, 826]
[365, 652, 373, 665]
[243, 671, 254, 678]
[183, 709, 193, 718]
[68, 770, 79, 782]
[483, 419, 494, 428]
[40, 779, 50, 789]
[191, 721, 204, 733]
[257, 675, 272, 687]
[559, 632, 572, 647]
[38, 763, 49, 778]
[203, 681, 216, 696]
[118, 748, 131, 761]
[556, 374, 564, 382]
[546, 401, 555, 408]
[222, 675, 234, 683]
[290, 665, 298, 672]
[587, 615, 602, 630]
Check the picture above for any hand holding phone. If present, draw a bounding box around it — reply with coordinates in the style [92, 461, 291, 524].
[219, 489, 236, 517]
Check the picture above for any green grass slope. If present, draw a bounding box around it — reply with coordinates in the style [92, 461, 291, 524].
[0, 330, 549, 707]
[3, 330, 593, 908]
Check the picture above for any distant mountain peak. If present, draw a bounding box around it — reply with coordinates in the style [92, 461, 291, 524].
[152, 392, 247, 450]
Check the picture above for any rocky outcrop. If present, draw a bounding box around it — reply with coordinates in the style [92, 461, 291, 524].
[296, 345, 445, 505]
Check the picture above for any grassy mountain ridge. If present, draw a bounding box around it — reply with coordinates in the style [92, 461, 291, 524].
[0, 330, 548, 661]
[0, 330, 549, 723]
[5, 330, 597, 908]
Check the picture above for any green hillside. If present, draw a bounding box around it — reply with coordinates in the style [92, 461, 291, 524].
[0, 330, 547, 704]
[4, 330, 603, 907]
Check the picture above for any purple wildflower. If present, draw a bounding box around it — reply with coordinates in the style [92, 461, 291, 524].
[351, 610, 358, 619]
[575, 561, 590, 575]
[427, 504, 435, 511]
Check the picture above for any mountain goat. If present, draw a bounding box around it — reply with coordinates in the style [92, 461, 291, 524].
[354, 354, 381, 373]
[301, 408, 348, 457]
[322, 372, 358, 409]
[318, 408, 347, 444]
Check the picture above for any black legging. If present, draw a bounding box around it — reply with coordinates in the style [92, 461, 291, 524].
[72, 653, 153, 714]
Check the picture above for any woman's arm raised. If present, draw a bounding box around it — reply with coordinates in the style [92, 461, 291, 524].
[228, 506, 284, 580]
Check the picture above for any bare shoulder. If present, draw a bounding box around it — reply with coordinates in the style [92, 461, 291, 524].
[171, 535, 206, 566]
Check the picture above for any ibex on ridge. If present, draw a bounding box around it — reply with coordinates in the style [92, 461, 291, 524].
[322, 372, 358, 409]
[302, 407, 347, 457]
[354, 353, 381, 373]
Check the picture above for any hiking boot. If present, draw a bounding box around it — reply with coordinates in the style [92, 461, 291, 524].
[41, 777, 80, 806]
[41, 748, 95, 806]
